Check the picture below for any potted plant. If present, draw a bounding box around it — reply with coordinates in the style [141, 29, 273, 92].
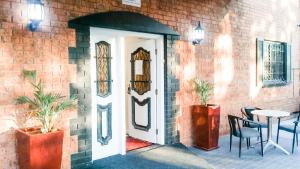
[15, 70, 76, 169]
[191, 78, 220, 151]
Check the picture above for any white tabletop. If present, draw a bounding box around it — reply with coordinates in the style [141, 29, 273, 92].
[252, 110, 290, 117]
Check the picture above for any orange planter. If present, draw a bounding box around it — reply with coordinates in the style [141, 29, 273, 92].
[16, 128, 64, 169]
[191, 104, 220, 151]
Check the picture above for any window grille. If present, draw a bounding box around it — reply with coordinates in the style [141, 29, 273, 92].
[257, 39, 291, 87]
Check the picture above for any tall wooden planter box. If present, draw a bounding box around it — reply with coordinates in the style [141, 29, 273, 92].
[16, 128, 64, 169]
[191, 104, 220, 151]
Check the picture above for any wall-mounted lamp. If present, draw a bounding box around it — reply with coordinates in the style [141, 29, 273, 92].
[28, 0, 44, 31]
[193, 21, 204, 45]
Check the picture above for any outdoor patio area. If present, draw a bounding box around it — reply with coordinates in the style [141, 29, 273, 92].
[87, 118, 300, 169]
[190, 118, 300, 169]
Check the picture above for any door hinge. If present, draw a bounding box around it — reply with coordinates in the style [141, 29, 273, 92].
[155, 89, 158, 95]
[156, 129, 158, 135]
[155, 49, 158, 55]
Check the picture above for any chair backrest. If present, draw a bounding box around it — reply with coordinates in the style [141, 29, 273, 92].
[228, 115, 241, 137]
[241, 107, 261, 121]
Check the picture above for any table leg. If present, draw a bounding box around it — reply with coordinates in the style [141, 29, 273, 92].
[263, 117, 290, 155]
[267, 117, 272, 141]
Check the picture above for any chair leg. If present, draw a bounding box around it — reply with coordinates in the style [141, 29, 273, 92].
[246, 138, 249, 149]
[249, 138, 251, 147]
[239, 137, 242, 158]
[230, 134, 232, 152]
[257, 128, 260, 141]
[276, 128, 280, 144]
[292, 132, 296, 154]
[276, 118, 283, 144]
[297, 134, 299, 147]
[260, 132, 264, 157]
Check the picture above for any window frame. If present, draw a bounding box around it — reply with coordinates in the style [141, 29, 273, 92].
[256, 38, 291, 87]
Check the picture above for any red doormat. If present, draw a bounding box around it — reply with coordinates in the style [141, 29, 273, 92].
[126, 136, 152, 152]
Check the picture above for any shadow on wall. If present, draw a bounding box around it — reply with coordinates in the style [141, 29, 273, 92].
[214, 12, 234, 102]
[249, 0, 298, 101]
[0, 94, 66, 168]
[0, 128, 18, 168]
[0, 103, 32, 134]
[175, 41, 197, 146]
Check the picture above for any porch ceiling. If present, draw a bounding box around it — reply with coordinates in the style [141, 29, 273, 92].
[68, 11, 180, 36]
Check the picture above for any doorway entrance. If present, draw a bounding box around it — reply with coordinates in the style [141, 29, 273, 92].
[90, 28, 165, 161]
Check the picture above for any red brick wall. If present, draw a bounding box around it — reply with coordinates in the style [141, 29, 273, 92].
[0, 0, 299, 168]
[175, 0, 300, 145]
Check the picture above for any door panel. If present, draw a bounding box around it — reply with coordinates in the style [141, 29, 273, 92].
[97, 104, 112, 145]
[132, 96, 151, 131]
[91, 29, 121, 160]
[127, 39, 157, 143]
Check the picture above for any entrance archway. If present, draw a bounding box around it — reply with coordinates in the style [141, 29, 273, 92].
[68, 11, 180, 168]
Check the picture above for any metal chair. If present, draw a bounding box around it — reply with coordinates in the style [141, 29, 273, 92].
[241, 107, 268, 144]
[228, 115, 264, 158]
[241, 107, 268, 129]
[276, 112, 300, 153]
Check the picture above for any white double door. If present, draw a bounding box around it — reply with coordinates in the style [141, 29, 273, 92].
[90, 28, 163, 161]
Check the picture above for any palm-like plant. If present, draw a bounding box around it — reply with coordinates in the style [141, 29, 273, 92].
[16, 71, 76, 134]
[194, 78, 213, 106]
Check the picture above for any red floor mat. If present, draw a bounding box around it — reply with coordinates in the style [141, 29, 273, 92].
[126, 136, 152, 152]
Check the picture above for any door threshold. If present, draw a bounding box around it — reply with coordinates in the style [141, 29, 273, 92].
[126, 144, 162, 155]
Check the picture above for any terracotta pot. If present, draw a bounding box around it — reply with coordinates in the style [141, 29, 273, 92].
[191, 104, 220, 151]
[16, 127, 64, 169]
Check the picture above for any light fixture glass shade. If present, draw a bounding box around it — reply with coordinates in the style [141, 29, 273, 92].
[28, 3, 44, 21]
[28, 0, 44, 31]
[193, 21, 204, 45]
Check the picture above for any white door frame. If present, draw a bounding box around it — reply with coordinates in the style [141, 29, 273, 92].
[90, 27, 165, 159]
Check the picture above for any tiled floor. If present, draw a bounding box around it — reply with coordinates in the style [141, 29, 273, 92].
[190, 119, 300, 169]
[90, 144, 213, 169]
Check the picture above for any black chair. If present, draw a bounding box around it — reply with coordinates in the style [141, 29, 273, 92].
[276, 112, 300, 153]
[228, 115, 264, 158]
[241, 107, 268, 144]
[241, 107, 268, 129]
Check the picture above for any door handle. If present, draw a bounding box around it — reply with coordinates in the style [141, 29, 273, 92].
[127, 84, 131, 94]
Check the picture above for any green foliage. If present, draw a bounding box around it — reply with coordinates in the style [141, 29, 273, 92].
[194, 78, 213, 106]
[23, 70, 36, 82]
[16, 70, 77, 134]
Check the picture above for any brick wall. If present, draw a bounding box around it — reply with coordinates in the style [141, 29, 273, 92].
[175, 0, 300, 145]
[0, 0, 299, 168]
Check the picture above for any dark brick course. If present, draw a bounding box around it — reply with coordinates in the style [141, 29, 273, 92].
[69, 23, 93, 169]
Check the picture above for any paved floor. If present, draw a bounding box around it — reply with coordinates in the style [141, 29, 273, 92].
[90, 119, 300, 169]
[91, 144, 213, 169]
[190, 119, 300, 169]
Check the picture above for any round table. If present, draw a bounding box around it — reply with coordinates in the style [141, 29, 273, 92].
[252, 110, 290, 155]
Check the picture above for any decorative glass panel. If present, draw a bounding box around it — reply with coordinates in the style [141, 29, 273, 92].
[97, 103, 112, 145]
[131, 96, 151, 131]
[263, 40, 286, 85]
[96, 41, 112, 97]
[131, 47, 151, 95]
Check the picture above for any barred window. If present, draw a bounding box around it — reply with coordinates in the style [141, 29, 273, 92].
[257, 39, 291, 87]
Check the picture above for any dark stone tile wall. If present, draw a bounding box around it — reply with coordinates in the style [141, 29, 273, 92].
[68, 24, 93, 169]
[164, 35, 180, 144]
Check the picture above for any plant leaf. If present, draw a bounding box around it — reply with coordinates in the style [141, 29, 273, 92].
[23, 70, 36, 82]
